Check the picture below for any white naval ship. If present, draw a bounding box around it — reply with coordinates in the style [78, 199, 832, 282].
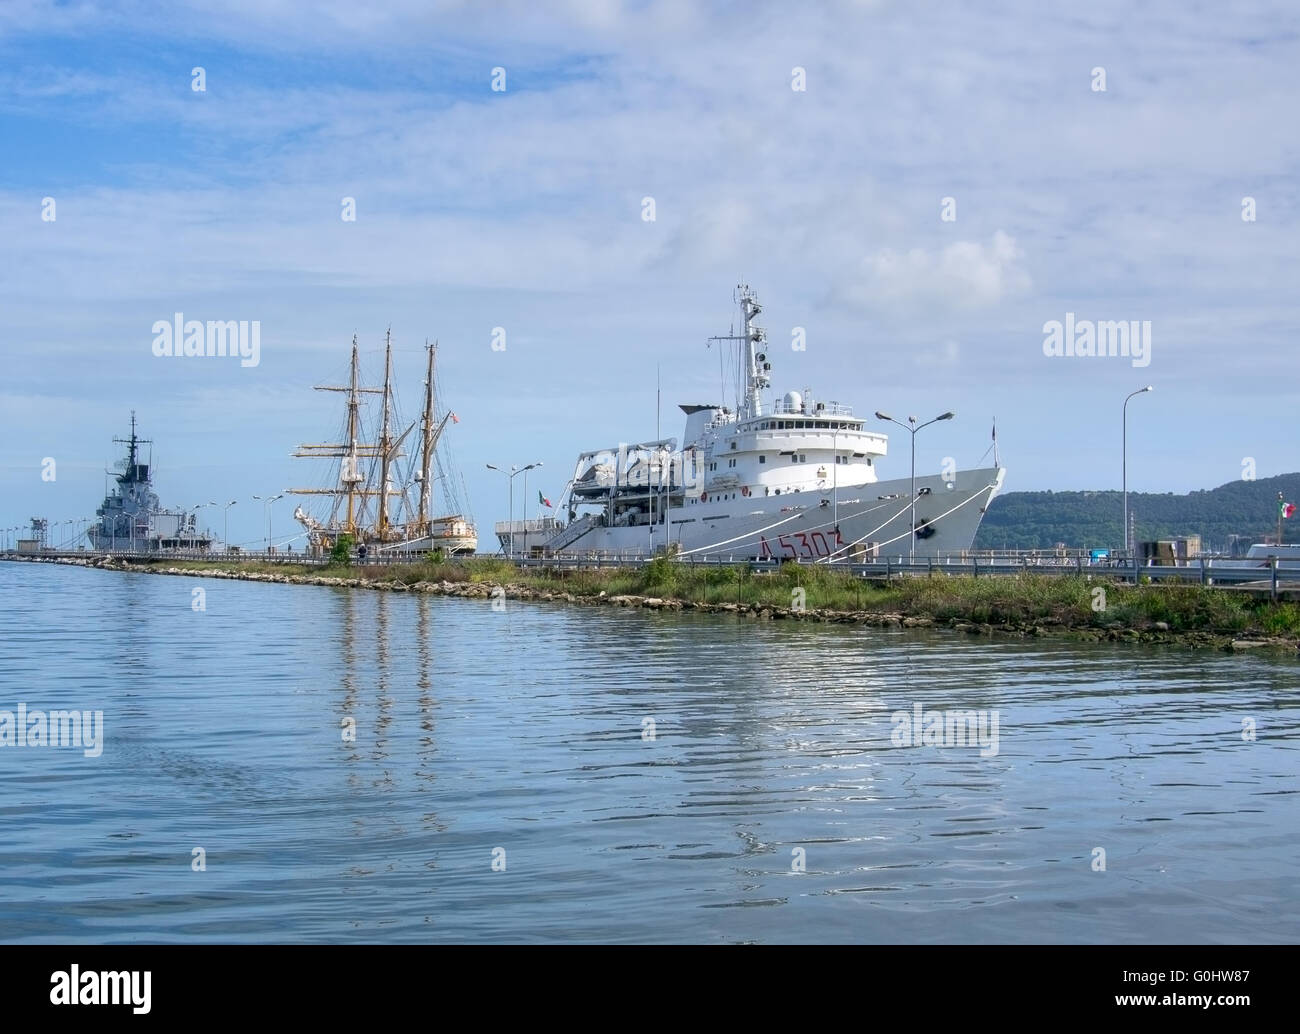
[499, 286, 1006, 561]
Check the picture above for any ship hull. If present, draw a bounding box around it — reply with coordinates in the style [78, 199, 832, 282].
[539, 467, 1005, 560]
[373, 532, 478, 556]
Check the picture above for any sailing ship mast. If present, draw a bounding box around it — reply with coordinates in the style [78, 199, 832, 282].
[377, 328, 394, 539]
[289, 335, 385, 537]
[418, 340, 436, 533]
[288, 331, 476, 555]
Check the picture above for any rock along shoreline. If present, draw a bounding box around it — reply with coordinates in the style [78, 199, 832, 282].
[11, 553, 1299, 656]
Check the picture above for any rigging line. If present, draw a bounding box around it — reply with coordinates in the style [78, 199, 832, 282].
[672, 483, 997, 563]
[820, 485, 996, 562]
[819, 482, 1000, 562]
[674, 496, 907, 557]
[673, 507, 808, 556]
[673, 496, 905, 558]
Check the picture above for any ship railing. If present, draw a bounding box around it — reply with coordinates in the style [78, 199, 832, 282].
[494, 518, 564, 535]
[771, 399, 855, 417]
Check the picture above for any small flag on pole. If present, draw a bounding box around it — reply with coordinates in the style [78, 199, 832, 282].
[450, 412, 459, 424]
[539, 490, 552, 508]
[1281, 500, 1297, 519]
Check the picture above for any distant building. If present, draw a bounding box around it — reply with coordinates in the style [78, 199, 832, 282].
[1139, 536, 1201, 565]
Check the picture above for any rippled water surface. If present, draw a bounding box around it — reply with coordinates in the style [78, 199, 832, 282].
[1, 562, 1296, 943]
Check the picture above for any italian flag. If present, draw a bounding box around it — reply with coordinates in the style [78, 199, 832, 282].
[539, 490, 552, 508]
[1282, 500, 1297, 519]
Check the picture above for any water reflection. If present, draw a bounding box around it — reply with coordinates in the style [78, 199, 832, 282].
[1, 562, 1296, 944]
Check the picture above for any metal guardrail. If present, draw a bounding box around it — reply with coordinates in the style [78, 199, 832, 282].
[496, 554, 1300, 596]
[5, 549, 1299, 597]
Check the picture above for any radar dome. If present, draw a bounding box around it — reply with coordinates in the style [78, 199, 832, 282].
[783, 391, 803, 413]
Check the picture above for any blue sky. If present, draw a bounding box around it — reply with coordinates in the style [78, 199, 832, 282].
[2, 0, 1298, 548]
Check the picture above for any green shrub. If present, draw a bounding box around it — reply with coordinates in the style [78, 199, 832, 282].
[330, 534, 355, 566]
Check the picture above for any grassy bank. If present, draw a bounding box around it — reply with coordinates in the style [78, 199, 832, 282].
[107, 554, 1300, 645]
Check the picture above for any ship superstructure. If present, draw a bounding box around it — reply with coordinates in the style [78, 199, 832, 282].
[88, 413, 211, 552]
[290, 331, 476, 555]
[500, 286, 1005, 560]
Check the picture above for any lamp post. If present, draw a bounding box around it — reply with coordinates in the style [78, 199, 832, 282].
[832, 425, 839, 543]
[1122, 386, 1153, 554]
[191, 501, 216, 552]
[522, 462, 542, 552]
[252, 494, 284, 553]
[875, 410, 955, 562]
[486, 462, 541, 559]
[221, 500, 238, 553]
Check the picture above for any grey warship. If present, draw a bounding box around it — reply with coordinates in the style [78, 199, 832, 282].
[88, 413, 211, 552]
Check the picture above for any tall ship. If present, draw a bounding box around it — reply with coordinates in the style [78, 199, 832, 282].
[290, 331, 477, 556]
[499, 285, 1005, 561]
[88, 413, 212, 552]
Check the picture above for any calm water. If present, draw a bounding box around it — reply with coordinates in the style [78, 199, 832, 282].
[1, 561, 1296, 943]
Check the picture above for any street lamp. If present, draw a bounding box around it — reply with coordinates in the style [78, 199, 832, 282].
[252, 493, 284, 552]
[486, 462, 542, 559]
[522, 462, 542, 543]
[832, 425, 839, 543]
[220, 500, 238, 552]
[1123, 386, 1153, 554]
[875, 410, 955, 561]
[191, 501, 217, 552]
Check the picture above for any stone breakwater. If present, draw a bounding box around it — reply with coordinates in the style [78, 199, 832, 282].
[11, 553, 1298, 656]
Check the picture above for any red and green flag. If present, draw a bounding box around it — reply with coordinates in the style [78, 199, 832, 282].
[539, 490, 553, 508]
[1282, 500, 1297, 519]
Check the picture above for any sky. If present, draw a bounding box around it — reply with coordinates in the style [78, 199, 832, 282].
[1, 0, 1297, 549]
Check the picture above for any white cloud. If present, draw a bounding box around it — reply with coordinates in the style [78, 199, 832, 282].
[841, 231, 1031, 312]
[1, 0, 1298, 510]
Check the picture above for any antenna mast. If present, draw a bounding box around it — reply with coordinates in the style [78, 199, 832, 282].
[706, 283, 770, 420]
